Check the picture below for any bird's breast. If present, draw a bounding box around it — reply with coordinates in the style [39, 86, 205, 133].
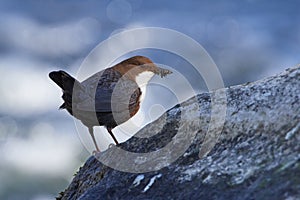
[135, 71, 155, 101]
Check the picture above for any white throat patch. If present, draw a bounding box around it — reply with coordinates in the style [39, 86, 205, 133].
[135, 71, 155, 101]
[135, 71, 155, 87]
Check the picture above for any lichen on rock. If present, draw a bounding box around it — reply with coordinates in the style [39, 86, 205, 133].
[58, 65, 300, 200]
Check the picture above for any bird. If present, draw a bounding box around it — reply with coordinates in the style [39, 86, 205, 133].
[49, 56, 172, 152]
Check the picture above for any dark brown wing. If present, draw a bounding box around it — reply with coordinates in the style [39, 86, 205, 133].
[76, 68, 141, 115]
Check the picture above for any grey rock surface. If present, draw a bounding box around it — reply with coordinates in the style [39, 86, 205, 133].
[58, 65, 300, 200]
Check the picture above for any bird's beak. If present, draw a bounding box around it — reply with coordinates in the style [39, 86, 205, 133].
[144, 63, 173, 78]
[157, 67, 173, 78]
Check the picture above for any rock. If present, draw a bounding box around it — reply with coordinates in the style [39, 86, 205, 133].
[57, 65, 300, 200]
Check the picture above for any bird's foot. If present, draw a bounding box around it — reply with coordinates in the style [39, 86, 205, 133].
[108, 143, 116, 148]
[92, 149, 101, 155]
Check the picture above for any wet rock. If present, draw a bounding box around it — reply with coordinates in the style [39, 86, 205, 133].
[58, 65, 300, 200]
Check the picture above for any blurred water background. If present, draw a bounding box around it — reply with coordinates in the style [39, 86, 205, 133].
[0, 0, 299, 199]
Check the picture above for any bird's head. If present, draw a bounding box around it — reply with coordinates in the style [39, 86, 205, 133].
[115, 56, 172, 81]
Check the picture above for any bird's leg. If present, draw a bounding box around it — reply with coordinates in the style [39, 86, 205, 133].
[107, 127, 119, 145]
[88, 127, 100, 153]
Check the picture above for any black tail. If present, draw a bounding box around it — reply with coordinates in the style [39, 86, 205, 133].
[49, 70, 77, 112]
[49, 70, 75, 91]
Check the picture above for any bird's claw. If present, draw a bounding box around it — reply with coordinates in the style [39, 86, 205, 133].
[92, 150, 101, 155]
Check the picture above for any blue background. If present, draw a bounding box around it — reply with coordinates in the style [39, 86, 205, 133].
[0, 0, 299, 199]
